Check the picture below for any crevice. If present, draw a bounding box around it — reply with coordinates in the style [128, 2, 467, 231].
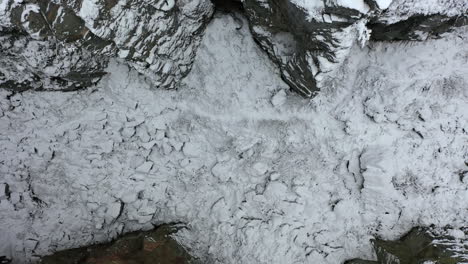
[211, 0, 244, 13]
[210, 0, 245, 30]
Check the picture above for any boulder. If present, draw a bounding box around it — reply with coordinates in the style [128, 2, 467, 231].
[368, 0, 468, 40]
[0, 0, 466, 96]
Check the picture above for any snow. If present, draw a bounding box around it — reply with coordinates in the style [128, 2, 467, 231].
[291, 0, 370, 20]
[0, 13, 468, 264]
[375, 0, 393, 9]
[78, 0, 101, 29]
[335, 0, 370, 13]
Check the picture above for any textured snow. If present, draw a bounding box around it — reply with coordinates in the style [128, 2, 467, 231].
[375, 0, 393, 9]
[0, 14, 468, 264]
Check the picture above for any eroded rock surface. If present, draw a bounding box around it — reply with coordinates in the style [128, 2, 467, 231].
[0, 0, 213, 91]
[241, 0, 380, 97]
[368, 0, 468, 40]
[347, 227, 468, 264]
[240, 0, 467, 97]
[40, 225, 197, 264]
[1, 0, 467, 96]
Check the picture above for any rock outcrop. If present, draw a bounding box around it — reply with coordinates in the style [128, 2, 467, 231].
[241, 0, 468, 97]
[346, 227, 468, 264]
[368, 0, 468, 41]
[0, 0, 213, 91]
[0, 0, 467, 96]
[241, 0, 382, 97]
[40, 225, 197, 264]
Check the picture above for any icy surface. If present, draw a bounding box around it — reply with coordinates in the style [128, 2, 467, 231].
[0, 14, 468, 264]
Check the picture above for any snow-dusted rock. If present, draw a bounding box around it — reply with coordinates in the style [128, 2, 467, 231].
[242, 0, 379, 97]
[0, 0, 214, 91]
[0, 1, 111, 91]
[349, 227, 468, 264]
[241, 0, 467, 97]
[368, 0, 468, 41]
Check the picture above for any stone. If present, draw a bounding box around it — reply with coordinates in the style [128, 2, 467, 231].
[242, 0, 375, 97]
[368, 14, 468, 41]
[269, 172, 281, 181]
[41, 225, 197, 264]
[347, 227, 468, 264]
[1, 0, 466, 97]
[241, 0, 468, 97]
[1, 0, 113, 91]
[373, 227, 468, 264]
[24, 239, 38, 251]
[0, 0, 214, 91]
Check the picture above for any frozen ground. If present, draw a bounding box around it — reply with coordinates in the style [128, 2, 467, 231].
[0, 14, 467, 264]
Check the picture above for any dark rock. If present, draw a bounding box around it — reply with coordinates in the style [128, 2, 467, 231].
[241, 0, 377, 97]
[368, 14, 468, 41]
[0, 0, 114, 91]
[373, 227, 468, 264]
[0, 256, 12, 264]
[40, 225, 198, 264]
[346, 227, 468, 264]
[241, 0, 467, 97]
[1, 0, 466, 96]
[0, 0, 214, 91]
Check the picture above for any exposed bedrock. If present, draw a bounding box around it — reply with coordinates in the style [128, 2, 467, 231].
[241, 0, 380, 97]
[346, 227, 468, 264]
[368, 14, 468, 41]
[240, 0, 468, 97]
[0, 0, 214, 91]
[0, 0, 467, 96]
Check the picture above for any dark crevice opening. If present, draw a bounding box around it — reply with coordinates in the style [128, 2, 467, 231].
[211, 0, 244, 13]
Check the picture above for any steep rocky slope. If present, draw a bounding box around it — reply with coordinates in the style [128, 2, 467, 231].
[0, 0, 213, 91]
[1, 0, 466, 96]
[241, 0, 467, 96]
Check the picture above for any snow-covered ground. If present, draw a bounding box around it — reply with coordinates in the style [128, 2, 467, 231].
[0, 14, 467, 263]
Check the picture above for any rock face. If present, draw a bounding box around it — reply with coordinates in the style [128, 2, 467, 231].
[368, 0, 468, 41]
[241, 0, 380, 97]
[40, 225, 197, 264]
[240, 0, 467, 97]
[0, 0, 466, 95]
[0, 0, 213, 91]
[347, 227, 468, 264]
